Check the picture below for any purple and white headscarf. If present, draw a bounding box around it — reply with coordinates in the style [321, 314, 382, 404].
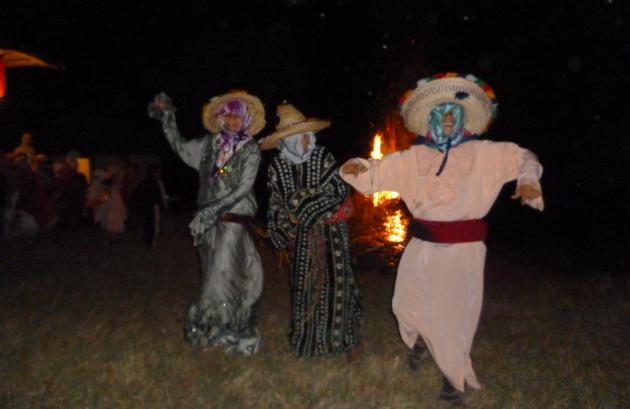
[212, 99, 252, 170]
[214, 99, 251, 135]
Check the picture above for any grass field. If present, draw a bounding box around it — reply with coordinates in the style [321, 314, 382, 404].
[1, 210, 628, 408]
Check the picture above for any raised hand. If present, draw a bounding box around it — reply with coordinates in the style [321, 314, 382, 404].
[341, 161, 368, 176]
[147, 92, 176, 120]
[511, 184, 541, 204]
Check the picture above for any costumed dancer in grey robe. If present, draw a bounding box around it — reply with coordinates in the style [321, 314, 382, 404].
[148, 90, 265, 355]
[260, 104, 361, 360]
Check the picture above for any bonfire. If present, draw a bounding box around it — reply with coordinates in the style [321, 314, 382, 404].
[369, 131, 406, 244]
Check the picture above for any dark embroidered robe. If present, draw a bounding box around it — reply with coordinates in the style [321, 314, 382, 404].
[267, 146, 360, 356]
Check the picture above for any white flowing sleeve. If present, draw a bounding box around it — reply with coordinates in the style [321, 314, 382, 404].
[485, 141, 544, 211]
[340, 150, 410, 195]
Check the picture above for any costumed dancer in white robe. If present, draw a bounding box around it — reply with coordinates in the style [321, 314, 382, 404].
[148, 90, 265, 356]
[341, 73, 544, 404]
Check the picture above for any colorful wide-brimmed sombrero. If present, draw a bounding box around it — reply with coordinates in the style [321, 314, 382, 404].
[201, 90, 266, 136]
[259, 104, 331, 150]
[399, 72, 498, 136]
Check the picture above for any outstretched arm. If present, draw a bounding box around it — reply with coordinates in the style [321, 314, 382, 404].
[489, 141, 544, 211]
[148, 93, 205, 170]
[340, 150, 410, 195]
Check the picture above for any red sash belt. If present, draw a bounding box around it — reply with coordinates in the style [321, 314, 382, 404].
[409, 218, 487, 243]
[222, 213, 255, 225]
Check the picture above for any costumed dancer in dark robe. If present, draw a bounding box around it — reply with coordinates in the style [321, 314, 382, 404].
[260, 104, 361, 360]
[148, 91, 265, 355]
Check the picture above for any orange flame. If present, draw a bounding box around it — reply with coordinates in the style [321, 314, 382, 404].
[369, 131, 406, 243]
[370, 132, 384, 160]
[370, 132, 399, 207]
[384, 209, 406, 243]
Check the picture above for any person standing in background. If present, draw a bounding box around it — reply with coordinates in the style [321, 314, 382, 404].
[55, 151, 88, 229]
[12, 132, 35, 166]
[135, 163, 168, 247]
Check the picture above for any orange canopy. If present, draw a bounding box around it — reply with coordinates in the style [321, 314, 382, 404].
[0, 49, 57, 69]
[0, 49, 57, 98]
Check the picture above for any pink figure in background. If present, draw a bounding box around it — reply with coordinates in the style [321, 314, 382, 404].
[97, 164, 127, 238]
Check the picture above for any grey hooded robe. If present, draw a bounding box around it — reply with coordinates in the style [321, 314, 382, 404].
[158, 109, 263, 355]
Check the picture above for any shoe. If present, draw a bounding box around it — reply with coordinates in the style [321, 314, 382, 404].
[408, 338, 429, 371]
[438, 377, 464, 406]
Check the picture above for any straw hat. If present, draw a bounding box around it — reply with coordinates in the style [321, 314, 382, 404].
[201, 90, 266, 136]
[259, 104, 331, 150]
[399, 73, 498, 136]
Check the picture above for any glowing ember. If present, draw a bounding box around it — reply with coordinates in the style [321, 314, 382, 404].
[370, 132, 399, 207]
[384, 209, 406, 243]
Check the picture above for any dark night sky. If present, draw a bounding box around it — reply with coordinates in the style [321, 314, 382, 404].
[2, 0, 629, 267]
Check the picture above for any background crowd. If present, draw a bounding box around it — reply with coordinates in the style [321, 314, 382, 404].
[0, 131, 168, 244]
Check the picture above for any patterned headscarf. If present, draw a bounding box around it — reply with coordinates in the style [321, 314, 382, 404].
[214, 99, 251, 135]
[279, 132, 317, 164]
[211, 100, 252, 173]
[415, 102, 476, 176]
